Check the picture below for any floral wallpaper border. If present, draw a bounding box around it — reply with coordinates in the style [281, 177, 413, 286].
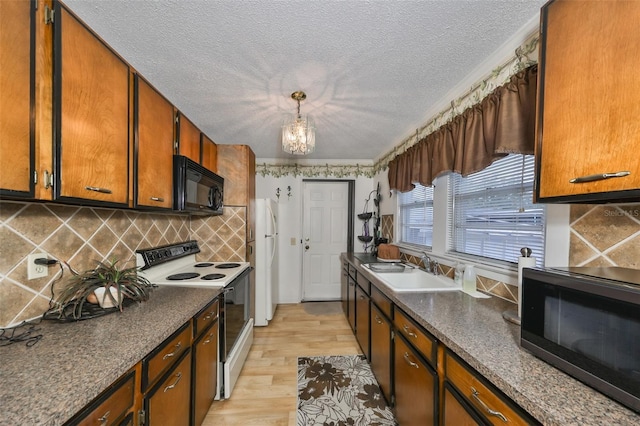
[258, 32, 539, 178]
[257, 162, 375, 179]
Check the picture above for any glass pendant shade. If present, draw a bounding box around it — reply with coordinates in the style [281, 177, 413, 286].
[282, 113, 315, 155]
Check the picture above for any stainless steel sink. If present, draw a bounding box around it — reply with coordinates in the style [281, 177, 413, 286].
[364, 262, 408, 273]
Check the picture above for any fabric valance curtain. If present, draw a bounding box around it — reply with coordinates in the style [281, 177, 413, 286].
[388, 65, 538, 192]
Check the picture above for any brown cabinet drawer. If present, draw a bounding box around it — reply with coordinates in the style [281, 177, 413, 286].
[143, 322, 191, 390]
[356, 272, 370, 295]
[394, 308, 436, 367]
[194, 298, 219, 339]
[445, 350, 537, 426]
[69, 369, 136, 426]
[370, 284, 391, 318]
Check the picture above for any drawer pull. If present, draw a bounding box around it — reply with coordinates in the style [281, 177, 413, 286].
[359, 295, 365, 300]
[403, 324, 418, 339]
[162, 341, 182, 360]
[403, 352, 419, 369]
[374, 315, 383, 324]
[203, 332, 215, 344]
[569, 170, 630, 183]
[84, 186, 112, 194]
[98, 410, 110, 425]
[471, 386, 508, 423]
[204, 311, 216, 321]
[150, 197, 165, 202]
[163, 372, 183, 393]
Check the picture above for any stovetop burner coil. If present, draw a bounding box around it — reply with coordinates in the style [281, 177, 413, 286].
[216, 263, 241, 269]
[194, 262, 215, 267]
[167, 272, 200, 280]
[201, 273, 226, 280]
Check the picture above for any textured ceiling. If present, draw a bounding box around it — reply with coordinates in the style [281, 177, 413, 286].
[62, 0, 546, 161]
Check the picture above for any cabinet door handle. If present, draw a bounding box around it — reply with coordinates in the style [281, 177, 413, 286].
[163, 372, 183, 393]
[359, 295, 366, 300]
[98, 410, 110, 425]
[470, 386, 508, 423]
[162, 341, 182, 360]
[150, 197, 165, 202]
[374, 315, 383, 324]
[403, 352, 419, 369]
[203, 332, 216, 345]
[403, 324, 418, 339]
[84, 186, 112, 194]
[569, 171, 630, 183]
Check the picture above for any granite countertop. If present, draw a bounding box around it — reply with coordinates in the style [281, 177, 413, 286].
[0, 286, 222, 426]
[344, 253, 640, 426]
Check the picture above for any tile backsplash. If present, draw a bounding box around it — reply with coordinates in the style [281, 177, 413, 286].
[0, 201, 245, 327]
[569, 204, 640, 268]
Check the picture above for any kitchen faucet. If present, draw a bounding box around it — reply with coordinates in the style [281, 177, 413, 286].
[420, 252, 432, 273]
[420, 251, 439, 275]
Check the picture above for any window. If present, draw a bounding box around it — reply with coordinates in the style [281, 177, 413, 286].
[398, 184, 434, 247]
[448, 154, 545, 265]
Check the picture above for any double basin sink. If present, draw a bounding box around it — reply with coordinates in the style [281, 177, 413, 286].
[363, 262, 461, 293]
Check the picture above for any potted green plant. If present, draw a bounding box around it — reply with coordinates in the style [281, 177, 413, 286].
[51, 258, 153, 320]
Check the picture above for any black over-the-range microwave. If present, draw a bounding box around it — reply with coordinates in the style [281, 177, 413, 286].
[173, 155, 224, 215]
[521, 267, 640, 413]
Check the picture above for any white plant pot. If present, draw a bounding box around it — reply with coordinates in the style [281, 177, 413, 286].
[94, 287, 121, 309]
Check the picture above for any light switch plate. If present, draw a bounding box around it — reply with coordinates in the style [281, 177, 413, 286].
[27, 253, 48, 280]
[290, 238, 296, 246]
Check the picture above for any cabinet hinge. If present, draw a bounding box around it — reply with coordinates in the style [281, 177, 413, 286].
[391, 330, 395, 340]
[44, 5, 54, 24]
[391, 395, 396, 407]
[137, 409, 146, 426]
[33, 170, 38, 185]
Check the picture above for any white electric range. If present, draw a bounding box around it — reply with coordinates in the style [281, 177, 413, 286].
[136, 240, 253, 399]
[136, 240, 249, 288]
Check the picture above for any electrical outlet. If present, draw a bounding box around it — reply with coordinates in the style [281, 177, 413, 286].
[27, 253, 48, 280]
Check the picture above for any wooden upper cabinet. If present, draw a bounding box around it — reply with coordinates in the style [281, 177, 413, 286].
[217, 144, 256, 240]
[0, 0, 34, 197]
[135, 76, 174, 209]
[201, 134, 217, 173]
[54, 4, 130, 206]
[177, 114, 200, 164]
[535, 0, 640, 203]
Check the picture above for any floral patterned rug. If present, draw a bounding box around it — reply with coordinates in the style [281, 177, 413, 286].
[297, 355, 397, 426]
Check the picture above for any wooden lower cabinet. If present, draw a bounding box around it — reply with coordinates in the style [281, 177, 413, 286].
[444, 350, 539, 426]
[443, 382, 485, 425]
[347, 273, 356, 332]
[341, 262, 349, 316]
[370, 303, 392, 404]
[192, 319, 219, 426]
[65, 368, 137, 426]
[355, 283, 370, 360]
[145, 349, 192, 426]
[394, 333, 438, 425]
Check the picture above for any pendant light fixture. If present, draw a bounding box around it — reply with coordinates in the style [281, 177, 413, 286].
[282, 91, 315, 155]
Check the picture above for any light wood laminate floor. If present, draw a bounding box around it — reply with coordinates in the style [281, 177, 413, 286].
[202, 302, 361, 426]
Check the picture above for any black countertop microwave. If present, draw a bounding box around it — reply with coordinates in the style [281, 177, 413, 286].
[521, 267, 640, 413]
[173, 155, 224, 215]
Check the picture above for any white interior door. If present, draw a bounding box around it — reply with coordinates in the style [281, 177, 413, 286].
[302, 181, 349, 301]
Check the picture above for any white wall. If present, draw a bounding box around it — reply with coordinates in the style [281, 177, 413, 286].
[256, 172, 374, 303]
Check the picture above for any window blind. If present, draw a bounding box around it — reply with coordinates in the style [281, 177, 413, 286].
[398, 184, 434, 247]
[448, 154, 545, 265]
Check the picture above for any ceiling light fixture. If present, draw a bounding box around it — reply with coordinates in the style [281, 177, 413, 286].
[282, 91, 315, 155]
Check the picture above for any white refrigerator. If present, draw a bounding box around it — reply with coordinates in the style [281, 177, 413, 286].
[254, 198, 279, 326]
